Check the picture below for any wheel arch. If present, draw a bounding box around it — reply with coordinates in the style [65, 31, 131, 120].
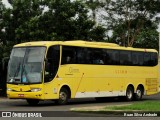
[59, 85, 71, 99]
[126, 84, 135, 92]
[136, 84, 145, 95]
[125, 84, 135, 101]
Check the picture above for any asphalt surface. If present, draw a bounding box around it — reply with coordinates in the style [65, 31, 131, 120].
[0, 93, 160, 119]
[0, 93, 160, 120]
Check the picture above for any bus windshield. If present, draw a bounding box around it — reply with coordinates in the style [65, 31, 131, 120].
[7, 47, 46, 84]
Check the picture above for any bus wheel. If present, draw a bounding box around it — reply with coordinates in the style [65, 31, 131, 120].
[56, 88, 69, 105]
[135, 86, 143, 100]
[126, 86, 134, 101]
[26, 99, 39, 105]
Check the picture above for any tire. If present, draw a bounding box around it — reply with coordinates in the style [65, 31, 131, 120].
[56, 88, 69, 105]
[126, 86, 134, 101]
[26, 99, 39, 105]
[135, 86, 143, 101]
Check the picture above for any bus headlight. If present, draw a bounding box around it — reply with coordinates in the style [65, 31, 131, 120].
[30, 88, 41, 92]
[7, 88, 13, 91]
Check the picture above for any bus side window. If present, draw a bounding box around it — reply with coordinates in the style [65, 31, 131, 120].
[144, 53, 150, 66]
[61, 46, 76, 64]
[120, 51, 131, 65]
[44, 46, 60, 83]
[150, 53, 158, 66]
[90, 48, 104, 65]
[132, 52, 143, 66]
[106, 50, 119, 65]
[77, 48, 86, 64]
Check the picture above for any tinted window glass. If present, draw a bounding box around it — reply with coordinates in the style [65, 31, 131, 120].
[105, 50, 119, 65]
[144, 53, 151, 66]
[150, 53, 158, 66]
[77, 47, 90, 64]
[120, 51, 131, 65]
[89, 48, 104, 64]
[61, 46, 76, 64]
[137, 52, 144, 66]
[132, 52, 139, 65]
[44, 45, 60, 82]
[61, 46, 157, 67]
[132, 52, 143, 66]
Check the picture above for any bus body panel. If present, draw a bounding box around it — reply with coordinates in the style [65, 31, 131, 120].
[7, 41, 159, 101]
[42, 65, 158, 99]
[7, 84, 44, 99]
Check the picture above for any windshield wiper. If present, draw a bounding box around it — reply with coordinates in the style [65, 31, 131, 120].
[21, 64, 29, 83]
[11, 62, 21, 83]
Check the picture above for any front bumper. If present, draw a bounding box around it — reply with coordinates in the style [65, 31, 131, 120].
[7, 91, 44, 100]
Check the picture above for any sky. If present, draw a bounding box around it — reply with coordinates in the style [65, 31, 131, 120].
[1, 0, 160, 32]
[2, 0, 12, 8]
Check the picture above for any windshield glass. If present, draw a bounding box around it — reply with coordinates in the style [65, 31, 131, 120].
[7, 47, 46, 84]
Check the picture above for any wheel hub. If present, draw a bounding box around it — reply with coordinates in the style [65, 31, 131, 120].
[127, 90, 132, 99]
[60, 92, 67, 101]
[136, 89, 141, 97]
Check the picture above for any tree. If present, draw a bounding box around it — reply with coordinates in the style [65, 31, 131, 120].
[0, 0, 11, 58]
[134, 29, 159, 51]
[104, 0, 160, 47]
[5, 0, 106, 42]
[41, 0, 105, 41]
[0, 0, 4, 59]
[0, 0, 106, 60]
[83, 0, 105, 23]
[7, 0, 44, 43]
[0, 0, 6, 45]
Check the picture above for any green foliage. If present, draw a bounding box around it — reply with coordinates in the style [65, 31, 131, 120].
[104, 0, 160, 47]
[0, 0, 105, 60]
[83, 0, 105, 21]
[0, 0, 159, 61]
[41, 0, 105, 41]
[107, 101, 160, 111]
[0, 1, 6, 44]
[9, 0, 43, 43]
[134, 29, 159, 51]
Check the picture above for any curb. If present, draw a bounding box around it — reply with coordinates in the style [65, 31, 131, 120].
[70, 104, 132, 112]
[0, 97, 22, 102]
[0, 97, 10, 101]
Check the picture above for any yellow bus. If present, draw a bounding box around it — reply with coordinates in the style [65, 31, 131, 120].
[7, 41, 159, 105]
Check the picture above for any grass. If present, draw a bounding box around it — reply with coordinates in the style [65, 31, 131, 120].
[106, 101, 160, 111]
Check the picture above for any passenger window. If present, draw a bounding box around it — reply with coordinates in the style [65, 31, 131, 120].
[90, 48, 104, 65]
[132, 52, 143, 66]
[61, 46, 76, 64]
[106, 50, 119, 65]
[77, 48, 88, 64]
[144, 53, 150, 66]
[132, 52, 138, 65]
[61, 46, 157, 67]
[150, 53, 158, 66]
[120, 51, 131, 65]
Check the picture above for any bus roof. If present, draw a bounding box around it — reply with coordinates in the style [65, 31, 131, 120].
[14, 40, 157, 52]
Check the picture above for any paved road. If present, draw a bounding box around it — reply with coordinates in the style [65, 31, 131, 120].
[0, 93, 159, 110]
[0, 93, 160, 119]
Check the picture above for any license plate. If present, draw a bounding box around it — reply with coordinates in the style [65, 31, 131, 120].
[18, 94, 24, 97]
